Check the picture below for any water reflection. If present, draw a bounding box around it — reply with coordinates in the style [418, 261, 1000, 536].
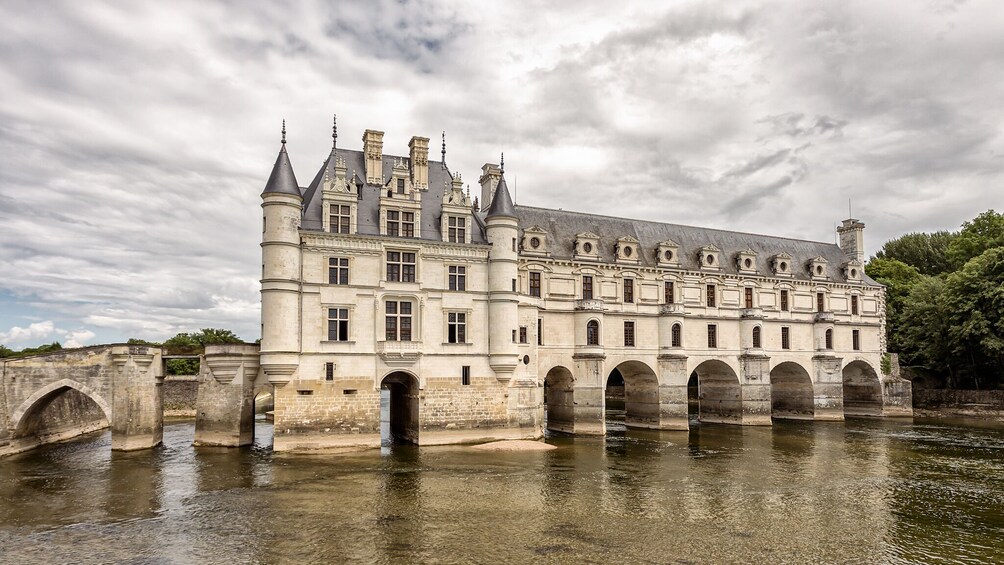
[1, 418, 1003, 563]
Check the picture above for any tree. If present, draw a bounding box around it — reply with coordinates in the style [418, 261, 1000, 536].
[874, 230, 957, 275]
[947, 210, 1004, 269]
[898, 276, 954, 381]
[162, 328, 245, 375]
[0, 345, 14, 358]
[941, 247, 1004, 389]
[127, 338, 161, 346]
[866, 258, 923, 357]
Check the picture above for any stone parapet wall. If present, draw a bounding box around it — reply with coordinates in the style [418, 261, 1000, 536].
[913, 389, 1004, 417]
[164, 375, 198, 416]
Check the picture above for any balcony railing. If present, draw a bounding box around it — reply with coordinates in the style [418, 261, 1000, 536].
[660, 303, 685, 315]
[814, 311, 835, 323]
[740, 308, 764, 319]
[377, 340, 422, 366]
[574, 299, 605, 311]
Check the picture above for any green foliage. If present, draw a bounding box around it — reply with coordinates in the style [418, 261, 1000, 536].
[941, 247, 1004, 388]
[0, 345, 14, 358]
[0, 341, 63, 359]
[162, 328, 245, 375]
[880, 353, 892, 376]
[947, 210, 1004, 268]
[874, 230, 957, 275]
[127, 338, 161, 346]
[865, 258, 923, 357]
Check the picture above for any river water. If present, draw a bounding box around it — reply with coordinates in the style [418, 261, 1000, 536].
[1, 416, 1003, 564]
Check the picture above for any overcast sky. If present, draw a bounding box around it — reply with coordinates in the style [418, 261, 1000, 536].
[1, 0, 1002, 348]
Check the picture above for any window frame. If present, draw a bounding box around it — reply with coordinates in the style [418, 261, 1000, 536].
[387, 251, 416, 283]
[328, 257, 349, 285]
[752, 326, 762, 348]
[327, 307, 350, 342]
[447, 311, 467, 344]
[780, 289, 790, 312]
[586, 320, 600, 346]
[447, 216, 467, 243]
[582, 275, 593, 300]
[852, 329, 860, 351]
[851, 295, 859, 315]
[385, 300, 413, 341]
[448, 265, 466, 291]
[744, 287, 754, 309]
[664, 281, 674, 304]
[671, 323, 682, 347]
[623, 279, 634, 303]
[529, 271, 542, 298]
[329, 204, 351, 234]
[825, 328, 833, 350]
[781, 326, 791, 350]
[624, 321, 636, 347]
[706, 284, 717, 308]
[707, 324, 718, 348]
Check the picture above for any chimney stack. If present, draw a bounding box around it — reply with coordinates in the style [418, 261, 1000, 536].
[363, 129, 384, 184]
[409, 136, 430, 190]
[837, 218, 865, 262]
[479, 163, 501, 212]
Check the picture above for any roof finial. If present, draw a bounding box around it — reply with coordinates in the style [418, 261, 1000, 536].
[332, 114, 338, 150]
[441, 131, 447, 169]
[281, 119, 287, 145]
[500, 151, 504, 175]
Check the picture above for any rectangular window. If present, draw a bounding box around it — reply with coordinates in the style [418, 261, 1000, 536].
[447, 312, 467, 344]
[745, 287, 754, 309]
[624, 321, 635, 347]
[582, 275, 593, 300]
[781, 327, 791, 350]
[519, 326, 528, 344]
[448, 265, 466, 291]
[385, 301, 413, 341]
[397, 178, 405, 193]
[329, 205, 351, 234]
[448, 216, 466, 243]
[780, 290, 789, 312]
[707, 324, 717, 348]
[665, 281, 674, 304]
[387, 210, 400, 237]
[853, 329, 861, 351]
[387, 251, 416, 282]
[512, 238, 517, 252]
[817, 292, 825, 313]
[624, 279, 634, 303]
[327, 308, 349, 342]
[511, 278, 516, 292]
[401, 212, 415, 238]
[328, 257, 349, 285]
[461, 365, 471, 386]
[529, 272, 541, 297]
[325, 362, 334, 381]
[537, 318, 543, 346]
[851, 295, 859, 315]
[707, 284, 716, 307]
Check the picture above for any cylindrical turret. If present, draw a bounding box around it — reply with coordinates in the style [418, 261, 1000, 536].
[485, 175, 519, 379]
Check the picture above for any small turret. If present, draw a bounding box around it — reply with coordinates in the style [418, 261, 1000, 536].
[485, 175, 516, 219]
[262, 120, 301, 197]
[485, 172, 520, 379]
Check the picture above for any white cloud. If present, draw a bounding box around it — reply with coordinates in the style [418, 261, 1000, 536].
[0, 321, 56, 345]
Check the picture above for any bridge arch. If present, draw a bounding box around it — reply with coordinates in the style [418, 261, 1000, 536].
[690, 360, 742, 424]
[606, 360, 660, 429]
[842, 360, 882, 416]
[11, 378, 112, 437]
[769, 362, 814, 420]
[380, 371, 420, 445]
[543, 366, 575, 433]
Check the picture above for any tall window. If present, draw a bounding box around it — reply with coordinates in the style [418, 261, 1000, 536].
[387, 251, 416, 282]
[519, 326, 528, 344]
[817, 292, 825, 313]
[853, 329, 860, 351]
[624, 321, 635, 347]
[329, 205, 350, 234]
[448, 265, 466, 291]
[385, 301, 412, 341]
[327, 308, 349, 342]
[624, 279, 634, 303]
[529, 272, 542, 297]
[583, 275, 594, 300]
[586, 320, 600, 346]
[448, 216, 466, 243]
[461, 365, 471, 386]
[825, 328, 833, 349]
[780, 290, 790, 312]
[851, 295, 859, 315]
[665, 281, 675, 304]
[537, 318, 543, 346]
[752, 326, 762, 348]
[387, 210, 415, 237]
[396, 178, 405, 193]
[328, 257, 349, 285]
[671, 323, 682, 347]
[707, 324, 717, 348]
[745, 287, 754, 309]
[706, 284, 716, 307]
[781, 327, 791, 350]
[447, 312, 466, 343]
[325, 362, 334, 381]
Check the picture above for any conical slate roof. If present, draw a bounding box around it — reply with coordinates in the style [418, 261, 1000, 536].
[485, 175, 516, 219]
[262, 144, 301, 197]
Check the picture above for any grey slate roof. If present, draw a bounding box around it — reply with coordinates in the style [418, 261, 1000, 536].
[300, 148, 488, 244]
[485, 175, 516, 219]
[262, 144, 301, 197]
[513, 205, 878, 285]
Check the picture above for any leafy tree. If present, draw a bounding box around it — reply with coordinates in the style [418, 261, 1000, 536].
[941, 247, 1004, 389]
[162, 328, 245, 375]
[947, 210, 1004, 268]
[898, 276, 954, 381]
[866, 258, 923, 356]
[127, 338, 161, 346]
[874, 231, 957, 275]
[0, 345, 14, 358]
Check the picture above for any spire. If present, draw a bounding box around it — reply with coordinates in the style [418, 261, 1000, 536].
[332, 114, 337, 152]
[441, 131, 447, 169]
[262, 120, 301, 197]
[485, 173, 516, 219]
[500, 151, 505, 175]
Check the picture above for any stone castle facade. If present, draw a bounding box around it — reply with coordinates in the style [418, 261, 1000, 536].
[259, 121, 911, 451]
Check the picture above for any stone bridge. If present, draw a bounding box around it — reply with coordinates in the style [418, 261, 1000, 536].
[0, 343, 263, 457]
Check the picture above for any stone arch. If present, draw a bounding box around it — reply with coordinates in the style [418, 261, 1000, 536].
[769, 362, 814, 420]
[842, 360, 882, 416]
[690, 360, 742, 424]
[380, 371, 420, 445]
[543, 366, 575, 433]
[607, 360, 660, 429]
[11, 378, 112, 437]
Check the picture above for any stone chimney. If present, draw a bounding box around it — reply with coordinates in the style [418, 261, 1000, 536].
[479, 163, 501, 212]
[409, 136, 429, 190]
[363, 129, 384, 184]
[837, 218, 865, 262]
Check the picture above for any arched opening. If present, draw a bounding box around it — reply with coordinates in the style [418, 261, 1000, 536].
[752, 326, 762, 348]
[690, 360, 742, 425]
[671, 323, 682, 347]
[252, 389, 275, 448]
[825, 329, 833, 350]
[769, 362, 814, 420]
[12, 383, 111, 449]
[842, 360, 882, 417]
[381, 372, 420, 446]
[606, 361, 660, 429]
[543, 366, 575, 434]
[586, 320, 600, 345]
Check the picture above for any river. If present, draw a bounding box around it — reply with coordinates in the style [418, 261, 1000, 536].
[1, 416, 1003, 564]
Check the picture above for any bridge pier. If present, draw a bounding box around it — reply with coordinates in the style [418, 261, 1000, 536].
[740, 353, 773, 425]
[657, 355, 690, 430]
[812, 354, 845, 420]
[194, 344, 261, 447]
[109, 346, 165, 451]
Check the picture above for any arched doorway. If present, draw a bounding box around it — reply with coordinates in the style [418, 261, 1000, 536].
[543, 366, 575, 433]
[842, 360, 882, 416]
[381, 372, 420, 446]
[690, 360, 742, 424]
[769, 362, 814, 420]
[12, 381, 111, 449]
[606, 361, 660, 429]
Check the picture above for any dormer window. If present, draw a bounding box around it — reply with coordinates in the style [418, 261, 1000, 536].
[808, 256, 829, 280]
[447, 216, 466, 243]
[656, 240, 681, 268]
[698, 245, 722, 271]
[387, 210, 415, 238]
[575, 232, 600, 261]
[615, 236, 640, 264]
[396, 178, 405, 193]
[522, 226, 550, 257]
[843, 259, 864, 283]
[329, 204, 351, 234]
[737, 248, 758, 274]
[772, 253, 793, 277]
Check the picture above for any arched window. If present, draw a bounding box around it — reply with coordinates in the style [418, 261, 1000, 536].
[671, 323, 682, 348]
[752, 326, 762, 348]
[586, 320, 600, 346]
[825, 328, 833, 350]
